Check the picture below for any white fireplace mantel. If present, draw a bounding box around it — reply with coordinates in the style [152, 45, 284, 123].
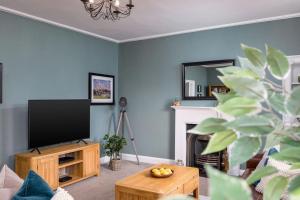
[171, 106, 238, 176]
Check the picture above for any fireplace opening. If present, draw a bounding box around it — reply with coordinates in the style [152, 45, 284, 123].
[186, 124, 228, 177]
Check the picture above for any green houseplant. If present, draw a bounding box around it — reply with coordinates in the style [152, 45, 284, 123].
[188, 44, 300, 200]
[103, 134, 127, 171]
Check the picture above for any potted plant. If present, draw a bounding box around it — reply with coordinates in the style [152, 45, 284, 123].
[187, 44, 300, 200]
[103, 134, 127, 171]
[168, 45, 300, 200]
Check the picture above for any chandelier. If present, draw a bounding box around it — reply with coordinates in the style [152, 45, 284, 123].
[80, 0, 134, 21]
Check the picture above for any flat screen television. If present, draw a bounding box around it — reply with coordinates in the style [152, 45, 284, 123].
[28, 99, 90, 149]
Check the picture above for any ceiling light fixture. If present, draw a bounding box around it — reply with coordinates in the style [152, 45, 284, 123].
[80, 0, 134, 21]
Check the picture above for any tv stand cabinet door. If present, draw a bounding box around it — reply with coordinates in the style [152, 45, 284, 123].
[37, 156, 59, 189]
[83, 146, 100, 177]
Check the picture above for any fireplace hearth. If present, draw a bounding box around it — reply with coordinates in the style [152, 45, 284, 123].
[186, 124, 227, 177]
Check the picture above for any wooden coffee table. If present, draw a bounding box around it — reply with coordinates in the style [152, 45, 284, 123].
[115, 164, 199, 200]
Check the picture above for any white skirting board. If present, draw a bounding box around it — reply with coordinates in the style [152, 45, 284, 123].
[100, 154, 175, 165]
[100, 156, 110, 164]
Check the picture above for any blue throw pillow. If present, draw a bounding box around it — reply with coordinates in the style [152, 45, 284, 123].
[12, 170, 54, 200]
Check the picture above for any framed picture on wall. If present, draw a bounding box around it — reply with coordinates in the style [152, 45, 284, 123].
[89, 73, 115, 105]
[0, 63, 2, 104]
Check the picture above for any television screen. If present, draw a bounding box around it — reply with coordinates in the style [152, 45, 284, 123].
[28, 99, 90, 149]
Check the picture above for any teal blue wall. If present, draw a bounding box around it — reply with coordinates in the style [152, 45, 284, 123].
[1, 10, 300, 166]
[0, 12, 118, 167]
[119, 17, 300, 160]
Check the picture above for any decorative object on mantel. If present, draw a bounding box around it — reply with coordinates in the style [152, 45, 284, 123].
[89, 73, 115, 105]
[176, 159, 184, 166]
[0, 63, 2, 104]
[80, 0, 134, 21]
[172, 98, 181, 106]
[208, 85, 230, 97]
[182, 59, 235, 100]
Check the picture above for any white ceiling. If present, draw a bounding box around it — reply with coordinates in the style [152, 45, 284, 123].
[0, 0, 300, 43]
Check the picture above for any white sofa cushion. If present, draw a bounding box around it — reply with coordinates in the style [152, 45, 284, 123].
[0, 165, 24, 200]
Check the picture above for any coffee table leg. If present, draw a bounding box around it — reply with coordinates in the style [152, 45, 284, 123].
[193, 187, 199, 199]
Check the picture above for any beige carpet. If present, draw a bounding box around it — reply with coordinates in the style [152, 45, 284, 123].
[66, 161, 209, 200]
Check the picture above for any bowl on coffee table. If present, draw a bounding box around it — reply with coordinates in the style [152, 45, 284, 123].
[150, 167, 174, 178]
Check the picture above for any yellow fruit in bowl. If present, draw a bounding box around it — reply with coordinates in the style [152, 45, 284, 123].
[154, 171, 161, 176]
[152, 168, 173, 177]
[161, 170, 169, 176]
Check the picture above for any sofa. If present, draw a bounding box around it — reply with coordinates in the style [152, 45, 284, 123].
[241, 154, 264, 200]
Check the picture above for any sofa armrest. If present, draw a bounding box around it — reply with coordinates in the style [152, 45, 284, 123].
[246, 154, 264, 170]
[240, 168, 253, 179]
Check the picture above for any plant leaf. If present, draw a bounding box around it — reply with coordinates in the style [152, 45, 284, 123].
[271, 147, 300, 163]
[206, 165, 252, 200]
[266, 45, 290, 79]
[219, 76, 267, 101]
[291, 163, 300, 170]
[225, 116, 274, 136]
[281, 137, 300, 149]
[241, 44, 266, 69]
[202, 130, 237, 155]
[230, 137, 261, 167]
[268, 92, 286, 114]
[218, 66, 260, 79]
[217, 96, 260, 117]
[238, 57, 265, 78]
[213, 91, 238, 104]
[246, 166, 278, 185]
[264, 133, 281, 151]
[190, 118, 227, 135]
[264, 176, 288, 200]
[289, 176, 300, 200]
[286, 87, 300, 116]
[286, 127, 300, 135]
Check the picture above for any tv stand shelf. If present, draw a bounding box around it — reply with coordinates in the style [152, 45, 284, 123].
[15, 142, 100, 189]
[59, 159, 83, 169]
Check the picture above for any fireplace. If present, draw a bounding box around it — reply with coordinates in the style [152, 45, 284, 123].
[172, 106, 239, 176]
[186, 124, 227, 177]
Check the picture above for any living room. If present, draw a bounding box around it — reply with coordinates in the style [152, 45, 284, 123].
[1, 0, 300, 200]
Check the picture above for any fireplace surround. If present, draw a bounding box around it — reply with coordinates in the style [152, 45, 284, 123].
[172, 106, 239, 176]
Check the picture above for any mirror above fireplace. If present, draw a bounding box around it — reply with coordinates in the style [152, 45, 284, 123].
[182, 59, 235, 100]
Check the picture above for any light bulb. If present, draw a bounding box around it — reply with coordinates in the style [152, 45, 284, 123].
[115, 0, 120, 7]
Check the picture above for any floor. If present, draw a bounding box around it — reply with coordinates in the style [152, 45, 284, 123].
[66, 161, 209, 200]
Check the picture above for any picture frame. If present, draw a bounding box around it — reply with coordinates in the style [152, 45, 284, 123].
[208, 85, 229, 97]
[0, 63, 2, 104]
[89, 73, 115, 105]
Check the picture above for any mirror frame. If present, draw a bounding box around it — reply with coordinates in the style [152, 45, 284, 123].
[182, 59, 235, 100]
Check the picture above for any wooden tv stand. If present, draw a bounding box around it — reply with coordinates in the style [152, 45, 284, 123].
[15, 142, 100, 189]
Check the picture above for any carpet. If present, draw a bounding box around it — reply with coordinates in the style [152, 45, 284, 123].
[66, 161, 209, 200]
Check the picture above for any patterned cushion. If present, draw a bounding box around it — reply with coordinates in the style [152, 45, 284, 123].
[0, 165, 24, 200]
[51, 187, 73, 200]
[255, 158, 300, 200]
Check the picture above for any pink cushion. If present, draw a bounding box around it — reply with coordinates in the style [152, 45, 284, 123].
[0, 165, 23, 200]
